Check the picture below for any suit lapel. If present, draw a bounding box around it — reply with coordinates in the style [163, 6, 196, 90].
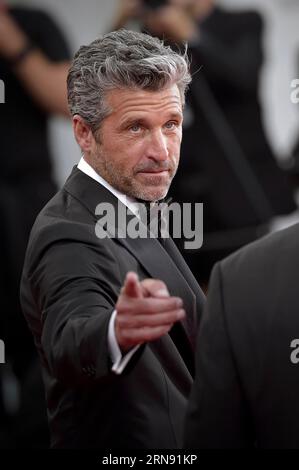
[149, 335, 193, 395]
[162, 237, 205, 345]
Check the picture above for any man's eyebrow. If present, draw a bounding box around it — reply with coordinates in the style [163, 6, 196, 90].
[167, 112, 183, 121]
[120, 117, 146, 128]
[120, 112, 183, 128]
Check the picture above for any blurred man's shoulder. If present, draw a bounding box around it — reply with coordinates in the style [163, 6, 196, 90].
[221, 223, 299, 281]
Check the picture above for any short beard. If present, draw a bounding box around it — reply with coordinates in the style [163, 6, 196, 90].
[90, 143, 176, 202]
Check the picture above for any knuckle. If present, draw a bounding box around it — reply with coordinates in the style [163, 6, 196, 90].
[172, 297, 183, 308]
[153, 279, 166, 289]
[142, 299, 155, 314]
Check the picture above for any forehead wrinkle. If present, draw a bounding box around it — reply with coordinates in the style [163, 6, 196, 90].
[120, 101, 182, 121]
[106, 86, 182, 114]
[115, 97, 181, 114]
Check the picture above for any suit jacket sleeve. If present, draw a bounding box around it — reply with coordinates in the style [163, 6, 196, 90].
[29, 235, 122, 387]
[184, 262, 254, 448]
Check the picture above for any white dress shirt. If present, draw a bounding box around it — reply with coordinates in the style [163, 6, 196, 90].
[77, 157, 140, 374]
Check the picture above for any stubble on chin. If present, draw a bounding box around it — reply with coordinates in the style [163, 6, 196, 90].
[90, 145, 176, 201]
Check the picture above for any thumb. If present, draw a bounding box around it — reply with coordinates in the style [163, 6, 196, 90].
[122, 272, 143, 298]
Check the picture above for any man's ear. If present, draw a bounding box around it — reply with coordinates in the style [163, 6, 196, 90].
[72, 115, 95, 153]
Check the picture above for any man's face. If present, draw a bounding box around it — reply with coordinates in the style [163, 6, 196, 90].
[90, 85, 183, 201]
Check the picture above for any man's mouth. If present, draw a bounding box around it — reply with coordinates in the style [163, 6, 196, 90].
[138, 169, 169, 174]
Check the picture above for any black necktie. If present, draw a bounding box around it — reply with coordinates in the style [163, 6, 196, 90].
[135, 198, 172, 245]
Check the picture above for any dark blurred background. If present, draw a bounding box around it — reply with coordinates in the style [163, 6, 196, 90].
[0, 0, 299, 448]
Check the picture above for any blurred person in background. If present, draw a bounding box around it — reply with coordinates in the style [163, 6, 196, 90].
[112, 0, 296, 286]
[0, 1, 70, 447]
[290, 137, 299, 186]
[112, 0, 143, 30]
[289, 59, 299, 192]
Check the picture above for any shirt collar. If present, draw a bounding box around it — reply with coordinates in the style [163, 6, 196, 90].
[77, 156, 140, 217]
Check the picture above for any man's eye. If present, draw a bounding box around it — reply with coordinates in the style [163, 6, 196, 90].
[130, 124, 141, 132]
[164, 121, 177, 130]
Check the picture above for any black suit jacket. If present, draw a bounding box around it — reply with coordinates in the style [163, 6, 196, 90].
[20, 167, 205, 449]
[185, 223, 299, 448]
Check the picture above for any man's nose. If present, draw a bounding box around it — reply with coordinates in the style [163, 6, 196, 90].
[147, 130, 169, 161]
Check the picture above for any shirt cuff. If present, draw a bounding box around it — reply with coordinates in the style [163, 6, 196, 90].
[108, 310, 140, 374]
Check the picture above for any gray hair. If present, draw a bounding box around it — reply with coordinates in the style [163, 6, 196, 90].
[67, 29, 191, 134]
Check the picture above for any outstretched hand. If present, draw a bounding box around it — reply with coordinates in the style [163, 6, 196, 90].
[115, 271, 185, 352]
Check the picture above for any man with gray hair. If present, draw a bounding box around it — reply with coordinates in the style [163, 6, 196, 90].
[20, 29, 205, 449]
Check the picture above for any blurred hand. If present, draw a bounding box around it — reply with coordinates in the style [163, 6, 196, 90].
[170, 0, 214, 22]
[115, 272, 185, 352]
[0, 6, 28, 58]
[113, 0, 143, 30]
[144, 5, 198, 43]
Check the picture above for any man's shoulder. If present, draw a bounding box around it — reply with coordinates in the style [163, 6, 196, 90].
[221, 223, 299, 277]
[215, 224, 299, 314]
[27, 166, 122, 256]
[28, 185, 95, 256]
[23, 182, 119, 286]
